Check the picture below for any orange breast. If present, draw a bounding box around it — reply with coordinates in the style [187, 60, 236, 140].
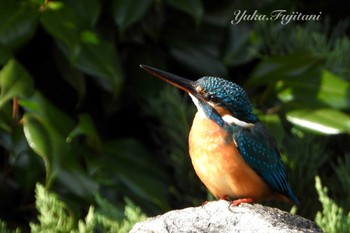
[188, 112, 274, 201]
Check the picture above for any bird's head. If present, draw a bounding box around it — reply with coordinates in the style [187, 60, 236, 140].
[140, 65, 258, 127]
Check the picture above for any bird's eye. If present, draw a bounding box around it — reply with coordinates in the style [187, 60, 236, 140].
[205, 93, 218, 102]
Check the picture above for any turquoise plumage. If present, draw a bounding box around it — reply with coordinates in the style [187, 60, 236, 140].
[229, 123, 300, 205]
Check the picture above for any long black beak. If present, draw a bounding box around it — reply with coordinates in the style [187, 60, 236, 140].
[140, 65, 197, 95]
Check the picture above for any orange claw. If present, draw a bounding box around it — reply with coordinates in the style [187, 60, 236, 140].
[231, 198, 254, 206]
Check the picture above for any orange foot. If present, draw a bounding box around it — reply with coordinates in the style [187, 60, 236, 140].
[231, 198, 254, 206]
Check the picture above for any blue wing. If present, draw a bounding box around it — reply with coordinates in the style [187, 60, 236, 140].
[226, 122, 300, 205]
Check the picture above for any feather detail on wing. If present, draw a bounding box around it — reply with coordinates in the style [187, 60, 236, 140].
[225, 122, 300, 205]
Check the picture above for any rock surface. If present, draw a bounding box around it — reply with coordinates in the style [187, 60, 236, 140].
[130, 200, 323, 233]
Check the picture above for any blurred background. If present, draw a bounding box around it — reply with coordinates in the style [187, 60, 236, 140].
[0, 0, 349, 232]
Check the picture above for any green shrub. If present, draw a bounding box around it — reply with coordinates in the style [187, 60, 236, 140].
[30, 184, 146, 233]
[315, 176, 350, 233]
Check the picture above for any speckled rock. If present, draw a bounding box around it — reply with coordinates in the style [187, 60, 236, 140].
[130, 200, 323, 233]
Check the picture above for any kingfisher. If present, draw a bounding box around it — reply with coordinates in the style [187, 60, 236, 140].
[140, 64, 300, 206]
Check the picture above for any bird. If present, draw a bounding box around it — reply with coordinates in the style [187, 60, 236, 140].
[140, 64, 300, 206]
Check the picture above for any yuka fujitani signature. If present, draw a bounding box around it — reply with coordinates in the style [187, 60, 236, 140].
[231, 10, 322, 25]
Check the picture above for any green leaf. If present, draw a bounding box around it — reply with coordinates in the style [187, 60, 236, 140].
[0, 59, 34, 108]
[113, 0, 153, 33]
[104, 139, 167, 181]
[64, 0, 101, 27]
[20, 92, 74, 136]
[170, 45, 227, 77]
[118, 171, 168, 209]
[57, 169, 98, 198]
[165, 31, 227, 77]
[0, 0, 39, 50]
[286, 108, 350, 135]
[22, 113, 55, 188]
[22, 94, 98, 197]
[23, 110, 76, 187]
[10, 127, 44, 194]
[21, 92, 73, 183]
[250, 52, 350, 110]
[54, 49, 86, 102]
[40, 1, 82, 59]
[249, 52, 324, 86]
[317, 70, 350, 109]
[67, 113, 101, 151]
[41, 1, 124, 95]
[223, 24, 259, 66]
[165, 0, 204, 26]
[277, 68, 350, 109]
[23, 114, 51, 167]
[103, 139, 169, 209]
[70, 35, 124, 95]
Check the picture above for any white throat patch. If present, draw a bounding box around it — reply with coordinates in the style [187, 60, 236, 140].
[189, 93, 254, 128]
[222, 115, 254, 128]
[189, 93, 206, 118]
